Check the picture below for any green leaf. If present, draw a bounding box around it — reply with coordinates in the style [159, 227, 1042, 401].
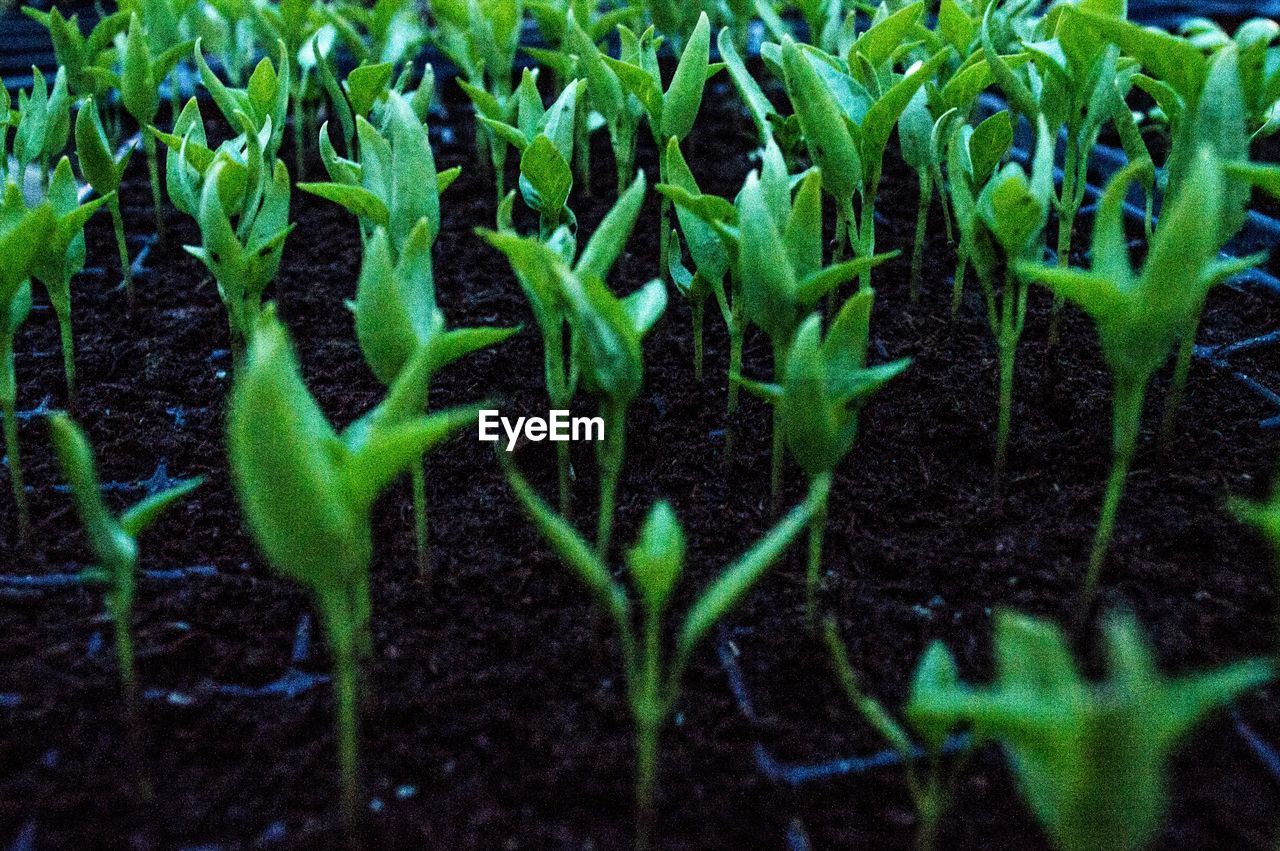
[782, 40, 861, 201]
[627, 501, 684, 611]
[576, 171, 647, 281]
[661, 12, 711, 141]
[297, 182, 391, 227]
[520, 134, 573, 218]
[119, 476, 204, 539]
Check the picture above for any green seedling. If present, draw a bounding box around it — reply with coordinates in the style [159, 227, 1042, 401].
[1016, 152, 1258, 605]
[228, 307, 479, 835]
[479, 71, 584, 240]
[350, 219, 518, 579]
[502, 452, 829, 850]
[75, 98, 137, 302]
[22, 6, 129, 102]
[48, 412, 201, 707]
[826, 617, 968, 851]
[481, 171, 648, 520]
[13, 66, 71, 185]
[0, 181, 55, 546]
[29, 156, 112, 399]
[119, 13, 194, 237]
[732, 156, 892, 503]
[323, 0, 429, 71]
[907, 608, 1272, 851]
[776, 17, 953, 290]
[603, 12, 719, 279]
[155, 104, 293, 369]
[299, 90, 454, 255]
[315, 47, 430, 159]
[948, 112, 1054, 490]
[430, 0, 524, 182]
[737, 291, 909, 627]
[193, 39, 291, 167]
[246, 0, 322, 177]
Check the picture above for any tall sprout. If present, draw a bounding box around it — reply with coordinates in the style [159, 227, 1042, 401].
[228, 308, 479, 835]
[503, 452, 828, 850]
[75, 99, 137, 303]
[1017, 152, 1258, 605]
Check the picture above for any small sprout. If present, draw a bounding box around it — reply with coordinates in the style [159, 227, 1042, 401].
[737, 291, 909, 626]
[906, 608, 1272, 851]
[604, 12, 718, 279]
[193, 38, 291, 166]
[1017, 151, 1256, 604]
[240, 0, 320, 177]
[75, 98, 137, 301]
[350, 218, 518, 579]
[48, 413, 201, 708]
[948, 112, 1054, 491]
[228, 307, 480, 835]
[502, 452, 829, 850]
[299, 90, 445, 256]
[120, 13, 195, 237]
[564, 9, 645, 195]
[478, 70, 584, 240]
[28, 156, 112, 399]
[481, 171, 649, 522]
[21, 6, 130, 102]
[0, 181, 56, 546]
[13, 66, 71, 184]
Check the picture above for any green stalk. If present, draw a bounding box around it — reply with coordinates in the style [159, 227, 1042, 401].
[994, 339, 1015, 496]
[805, 481, 829, 631]
[910, 174, 930, 303]
[1, 331, 28, 547]
[1049, 140, 1080, 349]
[858, 177, 881, 292]
[769, 338, 788, 507]
[575, 95, 591, 196]
[107, 195, 134, 306]
[110, 558, 137, 693]
[411, 461, 429, 582]
[546, 324, 572, 517]
[333, 634, 361, 843]
[725, 289, 744, 463]
[293, 88, 307, 181]
[1159, 309, 1202, 447]
[950, 252, 967, 319]
[634, 604, 662, 851]
[596, 399, 626, 559]
[143, 133, 164, 241]
[1084, 374, 1145, 606]
[55, 302, 75, 402]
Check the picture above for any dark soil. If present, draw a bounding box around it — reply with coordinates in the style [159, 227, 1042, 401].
[3, 72, 1280, 851]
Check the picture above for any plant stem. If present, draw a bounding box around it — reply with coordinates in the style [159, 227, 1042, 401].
[293, 89, 307, 181]
[411, 461, 429, 582]
[333, 633, 361, 844]
[1159, 311, 1201, 447]
[769, 338, 788, 508]
[56, 305, 75, 402]
[108, 195, 134, 306]
[805, 483, 829, 631]
[950, 252, 967, 319]
[143, 133, 164, 242]
[1084, 374, 1145, 606]
[1048, 141, 1080, 349]
[858, 178, 880, 291]
[910, 174, 930, 303]
[1, 332, 28, 548]
[596, 399, 626, 559]
[994, 339, 1015, 499]
[557, 440, 572, 518]
[634, 605, 662, 851]
[724, 299, 743, 463]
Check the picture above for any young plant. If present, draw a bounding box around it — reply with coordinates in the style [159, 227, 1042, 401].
[75, 98, 137, 301]
[559, 10, 647, 195]
[479, 71, 584, 240]
[246, 0, 322, 178]
[228, 307, 479, 834]
[299, 91, 454, 254]
[603, 12, 717, 279]
[155, 101, 294, 368]
[906, 608, 1272, 851]
[481, 172, 648, 520]
[193, 39, 291, 167]
[48, 413, 201, 709]
[737, 292, 909, 627]
[948, 113, 1054, 490]
[502, 452, 829, 850]
[349, 219, 518, 579]
[777, 17, 953, 290]
[29, 156, 112, 399]
[119, 13, 193, 237]
[0, 182, 54, 546]
[1015, 152, 1257, 605]
[22, 6, 129, 103]
[825, 618, 967, 851]
[12, 66, 71, 184]
[733, 157, 892, 503]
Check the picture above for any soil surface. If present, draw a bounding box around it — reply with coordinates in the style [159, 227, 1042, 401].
[3, 70, 1280, 851]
